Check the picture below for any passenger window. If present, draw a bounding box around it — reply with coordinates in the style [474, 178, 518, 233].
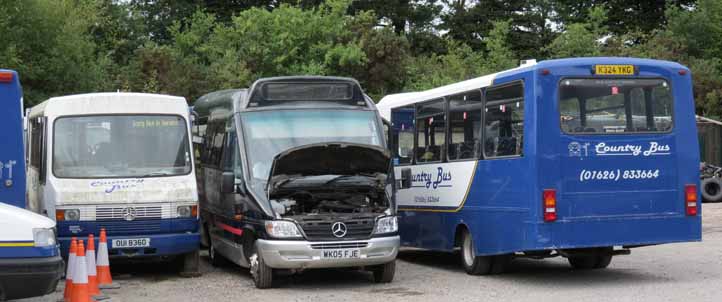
[203, 120, 226, 167]
[391, 106, 415, 165]
[416, 100, 445, 163]
[484, 82, 524, 157]
[447, 90, 482, 161]
[222, 120, 243, 177]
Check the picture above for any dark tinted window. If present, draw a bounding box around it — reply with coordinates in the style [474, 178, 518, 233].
[416, 100, 445, 163]
[559, 78, 673, 134]
[448, 90, 482, 161]
[484, 82, 524, 157]
[391, 106, 415, 165]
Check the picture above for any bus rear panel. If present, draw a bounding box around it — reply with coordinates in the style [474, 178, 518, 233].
[536, 58, 701, 250]
[0, 69, 26, 209]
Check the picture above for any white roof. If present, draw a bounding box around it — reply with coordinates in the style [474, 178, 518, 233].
[29, 93, 189, 118]
[376, 62, 535, 119]
[0, 203, 55, 241]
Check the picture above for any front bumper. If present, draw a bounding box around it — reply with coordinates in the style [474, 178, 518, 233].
[257, 236, 399, 269]
[59, 232, 200, 258]
[0, 255, 64, 300]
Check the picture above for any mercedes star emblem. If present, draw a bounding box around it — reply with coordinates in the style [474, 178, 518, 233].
[122, 207, 137, 221]
[331, 222, 348, 238]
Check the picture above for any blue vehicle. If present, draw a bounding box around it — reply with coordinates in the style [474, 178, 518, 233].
[0, 69, 26, 209]
[377, 57, 701, 274]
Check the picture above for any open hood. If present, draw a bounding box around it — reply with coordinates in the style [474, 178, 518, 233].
[267, 142, 391, 193]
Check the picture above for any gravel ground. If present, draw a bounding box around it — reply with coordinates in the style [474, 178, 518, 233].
[16, 203, 722, 302]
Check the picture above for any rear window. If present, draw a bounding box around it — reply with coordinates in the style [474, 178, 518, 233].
[559, 78, 673, 134]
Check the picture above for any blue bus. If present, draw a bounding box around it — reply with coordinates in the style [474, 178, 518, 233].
[377, 57, 702, 274]
[0, 69, 26, 209]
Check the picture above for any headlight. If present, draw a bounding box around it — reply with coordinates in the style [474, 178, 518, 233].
[177, 206, 191, 217]
[33, 228, 57, 247]
[59, 209, 80, 221]
[265, 220, 302, 238]
[177, 205, 198, 218]
[374, 216, 398, 235]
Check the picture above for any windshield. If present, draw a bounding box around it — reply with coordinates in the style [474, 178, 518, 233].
[241, 110, 383, 180]
[53, 115, 192, 178]
[559, 78, 673, 134]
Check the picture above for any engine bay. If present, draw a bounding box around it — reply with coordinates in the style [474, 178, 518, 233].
[270, 187, 389, 217]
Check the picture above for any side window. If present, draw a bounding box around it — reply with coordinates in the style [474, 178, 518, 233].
[447, 90, 482, 161]
[415, 100, 445, 163]
[391, 106, 415, 165]
[222, 119, 242, 177]
[29, 117, 46, 182]
[203, 119, 226, 167]
[484, 82, 524, 157]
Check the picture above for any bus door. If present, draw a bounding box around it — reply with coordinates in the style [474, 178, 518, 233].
[557, 75, 684, 219]
[0, 70, 26, 208]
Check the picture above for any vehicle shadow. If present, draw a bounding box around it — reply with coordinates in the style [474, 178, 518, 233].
[397, 249, 680, 287]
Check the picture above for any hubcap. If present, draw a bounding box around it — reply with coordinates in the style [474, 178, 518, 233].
[463, 234, 474, 266]
[249, 253, 259, 280]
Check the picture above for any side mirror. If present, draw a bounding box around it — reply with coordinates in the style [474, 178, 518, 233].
[400, 168, 412, 189]
[221, 171, 236, 194]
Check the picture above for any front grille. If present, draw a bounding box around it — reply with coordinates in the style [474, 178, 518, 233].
[96, 206, 162, 220]
[310, 242, 368, 249]
[299, 217, 375, 241]
[98, 219, 162, 235]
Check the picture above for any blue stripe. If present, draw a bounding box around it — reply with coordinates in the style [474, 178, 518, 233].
[0, 245, 59, 258]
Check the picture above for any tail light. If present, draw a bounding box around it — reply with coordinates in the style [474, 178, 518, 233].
[0, 71, 13, 83]
[543, 189, 557, 222]
[685, 184, 698, 216]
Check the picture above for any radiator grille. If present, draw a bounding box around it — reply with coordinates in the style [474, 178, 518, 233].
[299, 217, 375, 241]
[96, 206, 163, 220]
[310, 242, 368, 249]
[97, 219, 162, 235]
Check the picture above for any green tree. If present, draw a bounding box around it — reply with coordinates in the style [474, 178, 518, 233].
[0, 0, 110, 105]
[546, 7, 608, 58]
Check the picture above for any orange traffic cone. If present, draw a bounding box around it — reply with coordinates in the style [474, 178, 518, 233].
[72, 240, 92, 302]
[63, 238, 77, 302]
[86, 235, 101, 297]
[96, 228, 118, 289]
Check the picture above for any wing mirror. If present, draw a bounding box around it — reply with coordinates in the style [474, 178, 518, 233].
[399, 168, 412, 189]
[221, 171, 236, 194]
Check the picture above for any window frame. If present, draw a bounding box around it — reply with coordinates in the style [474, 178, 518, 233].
[482, 80, 526, 160]
[557, 77, 675, 135]
[446, 89, 484, 163]
[414, 98, 447, 164]
[390, 105, 417, 166]
[50, 113, 192, 179]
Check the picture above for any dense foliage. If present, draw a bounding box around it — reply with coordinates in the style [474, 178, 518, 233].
[1, 0, 721, 117]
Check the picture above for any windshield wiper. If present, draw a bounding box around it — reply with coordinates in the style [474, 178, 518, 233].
[142, 171, 170, 177]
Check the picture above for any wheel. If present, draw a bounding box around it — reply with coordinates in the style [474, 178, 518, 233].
[249, 247, 273, 289]
[459, 230, 509, 275]
[371, 261, 396, 283]
[178, 250, 201, 277]
[208, 235, 227, 267]
[701, 178, 722, 203]
[568, 248, 613, 270]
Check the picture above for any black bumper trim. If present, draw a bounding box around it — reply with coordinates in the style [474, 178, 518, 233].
[0, 255, 64, 300]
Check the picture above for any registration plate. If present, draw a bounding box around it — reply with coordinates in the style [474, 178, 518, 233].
[112, 238, 151, 248]
[322, 249, 360, 259]
[595, 64, 635, 75]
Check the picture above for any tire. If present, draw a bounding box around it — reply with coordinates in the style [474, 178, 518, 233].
[208, 235, 227, 267]
[460, 230, 505, 275]
[701, 177, 722, 203]
[371, 261, 396, 283]
[249, 248, 273, 289]
[178, 250, 201, 277]
[568, 248, 613, 270]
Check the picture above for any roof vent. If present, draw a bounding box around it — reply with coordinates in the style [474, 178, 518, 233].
[519, 59, 537, 67]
